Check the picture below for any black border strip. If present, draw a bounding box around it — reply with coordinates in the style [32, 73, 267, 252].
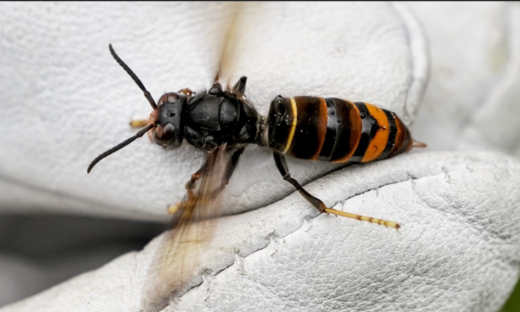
[318, 98, 338, 161]
[350, 102, 371, 162]
[377, 109, 397, 160]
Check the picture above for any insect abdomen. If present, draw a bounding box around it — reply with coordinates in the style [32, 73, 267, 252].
[266, 96, 412, 163]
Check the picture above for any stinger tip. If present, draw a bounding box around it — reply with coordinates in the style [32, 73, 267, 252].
[412, 139, 427, 148]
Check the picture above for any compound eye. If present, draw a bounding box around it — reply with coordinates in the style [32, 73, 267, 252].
[167, 93, 179, 103]
[156, 123, 175, 140]
[158, 92, 180, 106]
[162, 123, 175, 139]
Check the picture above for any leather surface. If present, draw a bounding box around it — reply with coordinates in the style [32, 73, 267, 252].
[411, 2, 520, 156]
[3, 152, 520, 312]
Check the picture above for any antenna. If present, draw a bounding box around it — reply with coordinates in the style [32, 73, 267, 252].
[87, 45, 160, 174]
[87, 123, 154, 173]
[109, 44, 157, 110]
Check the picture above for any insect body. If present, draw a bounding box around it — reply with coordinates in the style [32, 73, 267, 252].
[267, 96, 413, 163]
[88, 45, 425, 231]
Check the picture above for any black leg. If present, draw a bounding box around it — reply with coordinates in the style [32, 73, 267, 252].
[186, 146, 244, 196]
[209, 146, 245, 197]
[273, 152, 328, 212]
[169, 149, 218, 215]
[273, 152, 400, 229]
[169, 146, 246, 215]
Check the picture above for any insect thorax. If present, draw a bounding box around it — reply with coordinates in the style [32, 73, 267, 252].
[183, 91, 261, 150]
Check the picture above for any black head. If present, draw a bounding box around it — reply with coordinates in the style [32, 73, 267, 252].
[87, 44, 187, 174]
[151, 93, 186, 149]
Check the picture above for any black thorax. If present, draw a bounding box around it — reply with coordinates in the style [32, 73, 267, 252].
[182, 90, 261, 150]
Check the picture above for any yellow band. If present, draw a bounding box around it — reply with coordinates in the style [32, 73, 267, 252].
[283, 97, 298, 154]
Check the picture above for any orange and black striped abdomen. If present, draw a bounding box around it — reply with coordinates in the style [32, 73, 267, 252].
[266, 96, 413, 163]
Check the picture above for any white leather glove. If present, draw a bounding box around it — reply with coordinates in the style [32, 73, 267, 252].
[2, 2, 520, 312]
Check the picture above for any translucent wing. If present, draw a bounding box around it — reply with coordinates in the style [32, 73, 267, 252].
[214, 2, 244, 88]
[141, 145, 233, 311]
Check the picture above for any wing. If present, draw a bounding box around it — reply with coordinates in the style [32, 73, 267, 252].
[214, 2, 244, 88]
[141, 145, 234, 311]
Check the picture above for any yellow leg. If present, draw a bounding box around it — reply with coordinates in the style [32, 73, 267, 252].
[178, 88, 194, 97]
[274, 152, 400, 230]
[324, 208, 400, 230]
[129, 119, 149, 128]
[167, 196, 212, 215]
[167, 171, 205, 215]
[167, 202, 182, 215]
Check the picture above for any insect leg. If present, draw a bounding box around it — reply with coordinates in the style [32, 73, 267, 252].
[209, 146, 245, 197]
[129, 119, 149, 128]
[178, 88, 194, 98]
[273, 152, 399, 229]
[186, 149, 223, 198]
[273, 152, 327, 211]
[167, 152, 214, 215]
[168, 146, 244, 214]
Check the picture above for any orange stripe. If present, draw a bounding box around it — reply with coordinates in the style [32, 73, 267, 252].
[333, 101, 362, 163]
[362, 104, 390, 162]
